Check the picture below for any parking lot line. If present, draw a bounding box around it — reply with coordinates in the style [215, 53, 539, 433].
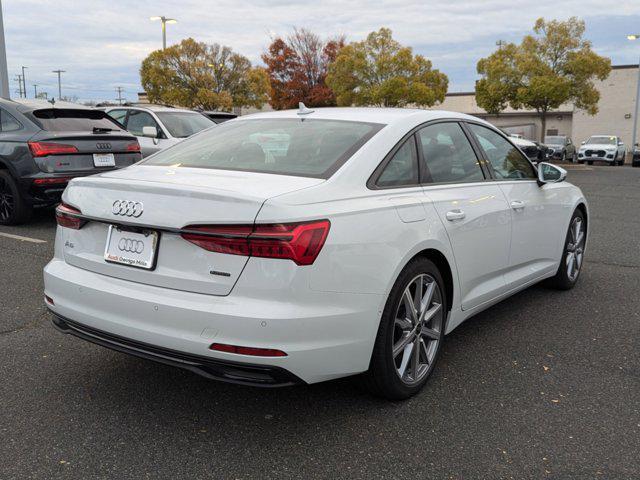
[0, 232, 47, 244]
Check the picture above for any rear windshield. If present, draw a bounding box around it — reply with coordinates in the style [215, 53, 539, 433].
[32, 109, 123, 132]
[155, 112, 215, 138]
[586, 136, 616, 145]
[142, 118, 384, 178]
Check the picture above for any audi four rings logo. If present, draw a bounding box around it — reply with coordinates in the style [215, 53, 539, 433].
[112, 200, 143, 217]
[118, 238, 145, 254]
[96, 142, 112, 150]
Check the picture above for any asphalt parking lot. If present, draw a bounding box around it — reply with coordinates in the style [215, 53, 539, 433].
[1, 165, 639, 480]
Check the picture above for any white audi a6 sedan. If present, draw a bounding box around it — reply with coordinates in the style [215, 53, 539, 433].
[44, 107, 588, 399]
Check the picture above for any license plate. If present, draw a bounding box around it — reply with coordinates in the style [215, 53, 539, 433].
[104, 225, 159, 270]
[591, 153, 599, 157]
[93, 153, 115, 167]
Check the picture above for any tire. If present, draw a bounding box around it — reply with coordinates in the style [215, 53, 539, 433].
[362, 257, 447, 400]
[0, 170, 32, 225]
[561, 151, 566, 162]
[611, 152, 618, 166]
[619, 153, 625, 166]
[587, 160, 593, 165]
[547, 209, 586, 290]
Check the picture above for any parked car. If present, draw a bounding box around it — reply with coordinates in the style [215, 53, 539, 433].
[577, 135, 626, 165]
[200, 111, 237, 123]
[544, 135, 576, 162]
[509, 135, 545, 163]
[103, 105, 216, 157]
[44, 107, 588, 400]
[0, 98, 141, 225]
[633, 144, 640, 167]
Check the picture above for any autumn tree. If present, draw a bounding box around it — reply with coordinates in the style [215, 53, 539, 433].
[140, 38, 270, 111]
[326, 28, 448, 108]
[262, 28, 344, 109]
[476, 18, 611, 141]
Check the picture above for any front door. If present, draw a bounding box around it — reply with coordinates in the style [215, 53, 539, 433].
[466, 123, 564, 289]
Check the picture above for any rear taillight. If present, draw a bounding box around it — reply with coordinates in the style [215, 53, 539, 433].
[55, 203, 84, 230]
[125, 140, 141, 153]
[28, 141, 79, 157]
[181, 220, 330, 266]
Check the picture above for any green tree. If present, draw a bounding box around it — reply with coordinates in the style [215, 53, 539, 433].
[326, 28, 448, 107]
[140, 38, 269, 111]
[476, 18, 611, 141]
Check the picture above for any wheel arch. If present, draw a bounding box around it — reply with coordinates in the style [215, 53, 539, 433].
[412, 248, 454, 317]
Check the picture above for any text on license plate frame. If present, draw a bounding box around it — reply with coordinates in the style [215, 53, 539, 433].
[93, 153, 116, 167]
[104, 225, 160, 270]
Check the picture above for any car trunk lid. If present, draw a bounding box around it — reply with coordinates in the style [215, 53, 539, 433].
[60, 166, 324, 296]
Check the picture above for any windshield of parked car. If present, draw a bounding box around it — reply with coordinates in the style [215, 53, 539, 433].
[586, 136, 617, 145]
[143, 118, 384, 178]
[31, 109, 124, 131]
[155, 112, 215, 138]
[544, 136, 565, 145]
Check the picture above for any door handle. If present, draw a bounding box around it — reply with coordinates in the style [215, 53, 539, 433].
[510, 200, 525, 210]
[446, 209, 466, 221]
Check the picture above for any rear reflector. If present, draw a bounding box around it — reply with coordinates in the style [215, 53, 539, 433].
[125, 140, 141, 153]
[55, 203, 85, 230]
[28, 141, 79, 157]
[181, 220, 330, 266]
[33, 176, 73, 186]
[210, 343, 287, 357]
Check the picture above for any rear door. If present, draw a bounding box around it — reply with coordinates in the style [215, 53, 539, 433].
[466, 123, 564, 289]
[417, 121, 511, 310]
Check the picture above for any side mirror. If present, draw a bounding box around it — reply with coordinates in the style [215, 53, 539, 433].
[537, 162, 567, 186]
[142, 126, 158, 138]
[580, 141, 586, 145]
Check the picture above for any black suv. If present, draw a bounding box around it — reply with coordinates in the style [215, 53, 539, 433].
[0, 98, 142, 225]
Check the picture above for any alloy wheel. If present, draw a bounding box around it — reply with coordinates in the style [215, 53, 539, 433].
[566, 217, 585, 282]
[0, 177, 15, 222]
[392, 274, 444, 385]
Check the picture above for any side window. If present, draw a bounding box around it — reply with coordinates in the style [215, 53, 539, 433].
[0, 109, 22, 132]
[126, 110, 161, 137]
[468, 124, 536, 180]
[417, 122, 484, 184]
[376, 137, 418, 187]
[107, 109, 128, 127]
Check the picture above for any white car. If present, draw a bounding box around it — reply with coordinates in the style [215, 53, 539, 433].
[577, 135, 626, 166]
[43, 107, 588, 399]
[104, 105, 216, 157]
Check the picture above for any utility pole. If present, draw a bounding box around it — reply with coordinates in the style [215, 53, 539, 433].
[33, 84, 37, 97]
[115, 86, 124, 105]
[0, 0, 9, 99]
[496, 40, 507, 50]
[21, 65, 27, 98]
[14, 74, 22, 97]
[52, 69, 65, 100]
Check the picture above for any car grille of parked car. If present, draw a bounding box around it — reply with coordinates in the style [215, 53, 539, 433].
[585, 149, 606, 157]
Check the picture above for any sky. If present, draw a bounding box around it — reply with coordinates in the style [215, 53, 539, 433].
[3, 0, 640, 103]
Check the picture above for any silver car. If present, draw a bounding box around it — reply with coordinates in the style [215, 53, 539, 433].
[104, 105, 216, 157]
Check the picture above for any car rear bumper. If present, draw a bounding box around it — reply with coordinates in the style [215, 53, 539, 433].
[43, 258, 384, 385]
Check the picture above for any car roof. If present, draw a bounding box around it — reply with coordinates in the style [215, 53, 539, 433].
[240, 107, 486, 127]
[106, 104, 196, 114]
[1, 97, 92, 112]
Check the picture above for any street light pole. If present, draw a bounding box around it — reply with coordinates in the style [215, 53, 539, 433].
[150, 16, 177, 50]
[0, 0, 10, 99]
[627, 35, 640, 152]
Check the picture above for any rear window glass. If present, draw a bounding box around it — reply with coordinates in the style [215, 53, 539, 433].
[143, 118, 384, 178]
[31, 109, 123, 132]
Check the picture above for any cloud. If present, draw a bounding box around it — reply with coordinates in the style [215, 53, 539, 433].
[3, 0, 640, 101]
